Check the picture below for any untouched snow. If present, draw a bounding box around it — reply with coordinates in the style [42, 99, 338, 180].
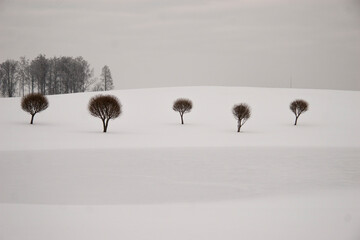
[1, 86, 360, 150]
[1, 86, 360, 240]
[1, 191, 360, 240]
[1, 148, 360, 204]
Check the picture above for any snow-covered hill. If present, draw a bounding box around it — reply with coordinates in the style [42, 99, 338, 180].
[1, 87, 360, 240]
[1, 86, 360, 151]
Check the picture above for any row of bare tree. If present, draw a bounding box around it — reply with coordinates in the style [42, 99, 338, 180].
[172, 99, 308, 131]
[172, 98, 252, 132]
[0, 55, 114, 97]
[21, 93, 308, 133]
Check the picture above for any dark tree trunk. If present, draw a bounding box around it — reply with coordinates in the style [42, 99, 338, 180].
[30, 114, 35, 124]
[102, 119, 106, 132]
[31, 76, 34, 93]
[22, 79, 25, 97]
[105, 75, 107, 91]
[294, 116, 298, 125]
[48, 72, 52, 95]
[237, 120, 242, 132]
[105, 119, 110, 132]
[102, 118, 110, 132]
[180, 113, 184, 124]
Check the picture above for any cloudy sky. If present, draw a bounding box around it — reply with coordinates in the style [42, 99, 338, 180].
[0, 0, 359, 90]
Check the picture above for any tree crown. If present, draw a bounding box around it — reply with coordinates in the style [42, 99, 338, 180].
[21, 93, 49, 115]
[232, 103, 251, 121]
[290, 99, 308, 116]
[173, 98, 193, 114]
[88, 94, 121, 120]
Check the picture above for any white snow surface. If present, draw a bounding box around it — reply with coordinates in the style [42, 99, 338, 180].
[1, 86, 360, 150]
[1, 86, 360, 240]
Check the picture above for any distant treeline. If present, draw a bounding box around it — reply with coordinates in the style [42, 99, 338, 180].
[0, 54, 114, 97]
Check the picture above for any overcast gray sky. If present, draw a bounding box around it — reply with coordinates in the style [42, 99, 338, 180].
[0, 0, 359, 90]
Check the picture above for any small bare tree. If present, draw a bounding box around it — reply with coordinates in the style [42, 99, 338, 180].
[290, 99, 308, 125]
[232, 103, 251, 132]
[173, 98, 193, 124]
[21, 93, 49, 124]
[88, 95, 121, 132]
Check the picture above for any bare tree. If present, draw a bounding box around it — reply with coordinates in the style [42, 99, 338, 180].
[46, 57, 57, 95]
[173, 98, 193, 124]
[17, 56, 31, 97]
[100, 65, 114, 91]
[29, 63, 37, 94]
[290, 99, 308, 125]
[1, 55, 98, 97]
[21, 93, 49, 124]
[92, 81, 104, 92]
[71, 57, 94, 93]
[30, 54, 49, 95]
[0, 68, 3, 96]
[0, 60, 18, 97]
[232, 103, 251, 132]
[88, 95, 121, 132]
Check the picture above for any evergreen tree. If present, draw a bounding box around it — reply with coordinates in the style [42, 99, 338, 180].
[100, 65, 114, 91]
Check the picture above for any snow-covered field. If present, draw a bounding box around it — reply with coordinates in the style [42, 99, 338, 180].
[1, 86, 360, 240]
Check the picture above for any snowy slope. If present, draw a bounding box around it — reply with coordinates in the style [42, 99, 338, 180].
[1, 86, 360, 151]
[1, 86, 360, 240]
